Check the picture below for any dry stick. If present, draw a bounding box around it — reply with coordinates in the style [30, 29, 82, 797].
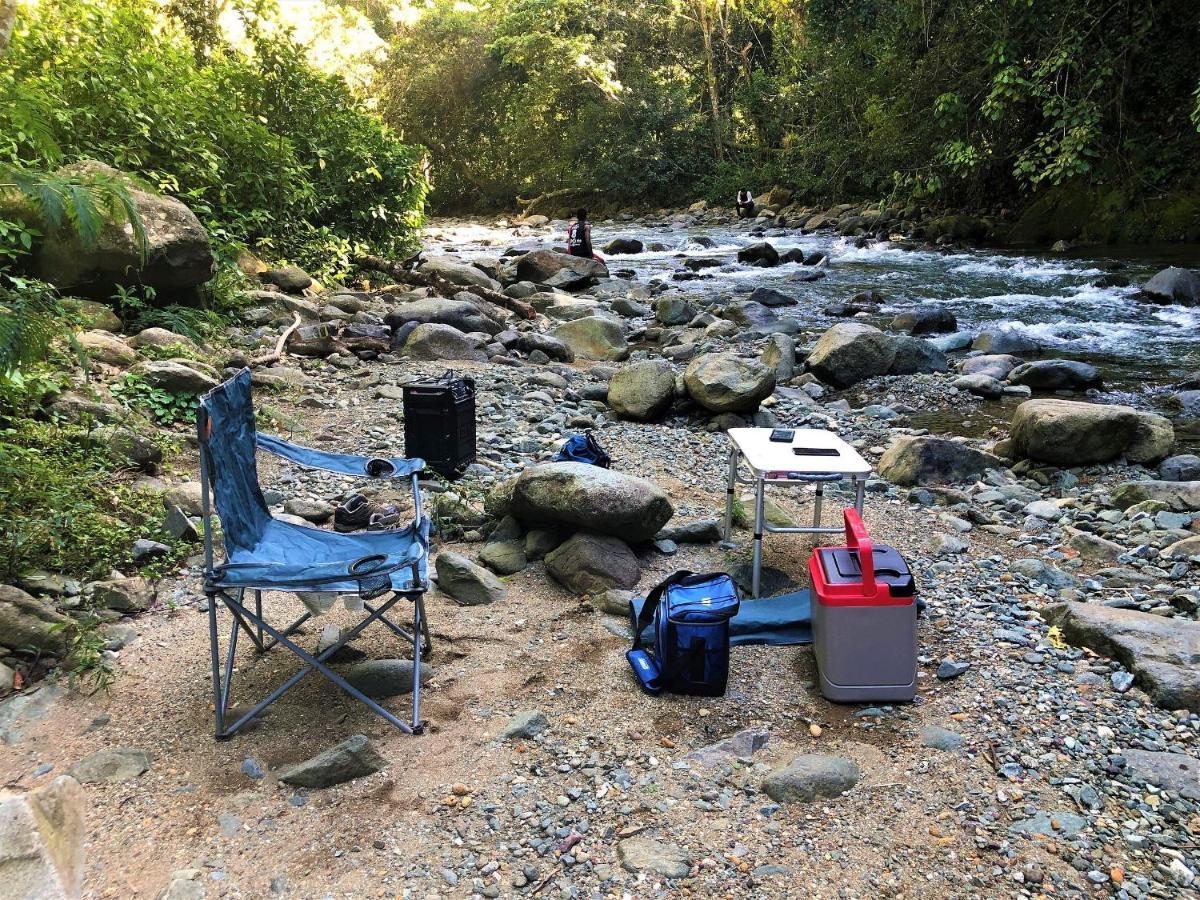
[248, 312, 301, 368]
[354, 253, 537, 321]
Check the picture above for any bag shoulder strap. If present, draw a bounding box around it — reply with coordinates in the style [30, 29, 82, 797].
[630, 570, 695, 653]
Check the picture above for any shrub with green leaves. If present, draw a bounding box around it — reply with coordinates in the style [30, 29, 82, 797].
[111, 373, 196, 426]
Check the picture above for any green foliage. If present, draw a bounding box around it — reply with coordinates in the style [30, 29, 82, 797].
[52, 608, 114, 693]
[0, 278, 67, 375]
[111, 374, 196, 426]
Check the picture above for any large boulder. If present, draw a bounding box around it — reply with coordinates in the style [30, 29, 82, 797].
[20, 161, 214, 297]
[891, 305, 957, 335]
[418, 256, 501, 292]
[401, 323, 487, 362]
[509, 463, 674, 542]
[260, 265, 312, 293]
[1046, 602, 1200, 711]
[877, 436, 1004, 486]
[129, 359, 218, 394]
[1110, 480, 1200, 512]
[683, 353, 775, 413]
[515, 250, 607, 288]
[607, 360, 676, 421]
[1138, 267, 1200, 306]
[1009, 399, 1174, 465]
[550, 316, 629, 361]
[805, 323, 896, 388]
[76, 330, 135, 367]
[384, 298, 501, 336]
[0, 585, 70, 654]
[1006, 359, 1102, 391]
[544, 532, 640, 594]
[971, 327, 1041, 354]
[0, 776, 85, 898]
[737, 242, 779, 266]
[654, 296, 694, 326]
[888, 336, 949, 375]
[604, 237, 644, 255]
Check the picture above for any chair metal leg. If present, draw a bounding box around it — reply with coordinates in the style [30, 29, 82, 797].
[254, 589, 264, 650]
[206, 591, 224, 739]
[411, 596, 423, 733]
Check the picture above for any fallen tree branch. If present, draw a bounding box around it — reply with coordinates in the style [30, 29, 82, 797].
[515, 187, 603, 217]
[354, 253, 536, 321]
[248, 312, 301, 368]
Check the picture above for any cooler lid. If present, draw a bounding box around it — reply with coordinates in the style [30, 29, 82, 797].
[816, 546, 915, 597]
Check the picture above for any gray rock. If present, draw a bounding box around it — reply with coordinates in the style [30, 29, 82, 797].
[499, 710, 549, 740]
[604, 237, 644, 254]
[88, 576, 156, 614]
[0, 585, 70, 654]
[877, 436, 1003, 486]
[509, 463, 673, 542]
[607, 359, 676, 421]
[1110, 480, 1200, 512]
[1065, 529, 1124, 564]
[971, 326, 1041, 354]
[261, 265, 312, 293]
[936, 660, 970, 680]
[0, 775, 85, 897]
[761, 334, 796, 381]
[747, 287, 797, 307]
[1138, 266, 1200, 305]
[1010, 399, 1174, 465]
[129, 359, 218, 394]
[617, 836, 691, 879]
[686, 729, 770, 766]
[1009, 811, 1087, 838]
[435, 552, 507, 605]
[592, 589, 634, 616]
[920, 725, 965, 751]
[544, 532, 640, 594]
[888, 335, 948, 375]
[655, 519, 721, 544]
[163, 481, 204, 516]
[737, 242, 779, 266]
[524, 527, 561, 561]
[1046, 601, 1200, 711]
[961, 353, 1020, 380]
[384, 298, 499, 337]
[1120, 749, 1200, 800]
[1160, 454, 1200, 482]
[683, 352, 775, 413]
[283, 498, 334, 523]
[892, 305, 956, 334]
[953, 373, 1004, 398]
[1012, 558, 1077, 589]
[76, 330, 136, 366]
[68, 747, 151, 783]
[1006, 359, 1102, 391]
[550, 316, 629, 361]
[0, 685, 63, 745]
[418, 256, 502, 292]
[761, 755, 860, 803]
[514, 250, 607, 288]
[478, 540, 527, 575]
[345, 659, 430, 698]
[654, 296, 695, 325]
[402, 323, 487, 362]
[276, 734, 386, 788]
[805, 323, 897, 388]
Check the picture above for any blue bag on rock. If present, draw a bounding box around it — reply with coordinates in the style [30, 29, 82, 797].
[553, 432, 611, 468]
[626, 571, 741, 697]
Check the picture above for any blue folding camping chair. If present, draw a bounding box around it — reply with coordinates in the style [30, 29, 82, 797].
[197, 369, 432, 739]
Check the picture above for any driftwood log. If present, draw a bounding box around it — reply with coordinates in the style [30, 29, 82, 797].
[354, 253, 536, 321]
[515, 187, 603, 217]
[248, 312, 301, 368]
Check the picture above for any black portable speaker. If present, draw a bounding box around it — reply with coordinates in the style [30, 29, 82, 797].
[402, 372, 476, 477]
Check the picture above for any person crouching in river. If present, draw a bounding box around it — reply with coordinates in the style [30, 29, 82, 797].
[736, 189, 756, 219]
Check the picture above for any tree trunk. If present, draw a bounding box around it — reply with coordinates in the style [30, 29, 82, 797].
[695, 1, 724, 162]
[0, 0, 18, 59]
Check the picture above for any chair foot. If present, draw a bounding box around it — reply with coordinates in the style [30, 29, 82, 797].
[411, 721, 427, 736]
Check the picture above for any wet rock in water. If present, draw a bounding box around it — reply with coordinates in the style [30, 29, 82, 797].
[1120, 749, 1200, 800]
[509, 462, 673, 541]
[499, 710, 549, 740]
[891, 305, 957, 335]
[401, 323, 487, 362]
[1006, 359, 1102, 391]
[419, 255, 502, 292]
[345, 659, 429, 697]
[617, 836, 691, 879]
[261, 265, 312, 293]
[1046, 602, 1200, 711]
[68, 748, 151, 783]
[76, 330, 137, 367]
[604, 237, 643, 255]
[721, 300, 777, 328]
[747, 286, 797, 307]
[805, 323, 897, 388]
[0, 775, 85, 897]
[683, 352, 776, 413]
[961, 354, 1021, 380]
[654, 296, 695, 326]
[130, 359, 218, 394]
[737, 242, 779, 266]
[1160, 454, 1200, 481]
[928, 330, 973, 352]
[954, 373, 1004, 399]
[277, 734, 385, 788]
[384, 298, 500, 336]
[607, 359, 676, 421]
[761, 755, 860, 803]
[0, 585, 71, 654]
[971, 326, 1041, 354]
[550, 316, 629, 361]
[435, 552, 508, 605]
[877, 436, 1003, 486]
[544, 532, 640, 594]
[478, 540, 527, 575]
[1110, 480, 1200, 512]
[888, 335, 949, 375]
[920, 725, 965, 751]
[1009, 399, 1174, 465]
[1138, 266, 1200, 306]
[514, 250, 606, 288]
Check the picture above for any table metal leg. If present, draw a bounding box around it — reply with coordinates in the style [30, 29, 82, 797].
[854, 476, 866, 513]
[813, 483, 825, 531]
[752, 476, 765, 598]
[723, 447, 737, 542]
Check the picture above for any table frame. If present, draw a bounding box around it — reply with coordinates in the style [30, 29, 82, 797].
[722, 438, 869, 598]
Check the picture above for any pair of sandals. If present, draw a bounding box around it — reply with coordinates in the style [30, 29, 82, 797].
[334, 493, 401, 532]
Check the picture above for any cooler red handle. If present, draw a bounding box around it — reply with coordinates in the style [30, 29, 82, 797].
[842, 508, 876, 598]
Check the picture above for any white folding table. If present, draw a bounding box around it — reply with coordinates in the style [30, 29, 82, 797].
[722, 428, 873, 597]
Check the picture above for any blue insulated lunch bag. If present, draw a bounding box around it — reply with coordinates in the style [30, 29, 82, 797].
[626, 571, 741, 697]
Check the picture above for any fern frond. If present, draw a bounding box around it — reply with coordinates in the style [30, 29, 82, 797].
[0, 280, 66, 375]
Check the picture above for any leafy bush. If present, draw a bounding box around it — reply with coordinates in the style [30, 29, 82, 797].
[111, 374, 196, 426]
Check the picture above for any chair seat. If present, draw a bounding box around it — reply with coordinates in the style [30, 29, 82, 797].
[212, 516, 429, 593]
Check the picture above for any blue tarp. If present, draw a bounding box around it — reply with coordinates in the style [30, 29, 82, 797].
[199, 369, 429, 594]
[630, 589, 814, 646]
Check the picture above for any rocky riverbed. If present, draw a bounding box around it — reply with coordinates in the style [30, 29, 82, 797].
[1, 203, 1198, 899]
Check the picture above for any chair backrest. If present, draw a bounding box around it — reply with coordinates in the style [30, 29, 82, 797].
[197, 368, 272, 555]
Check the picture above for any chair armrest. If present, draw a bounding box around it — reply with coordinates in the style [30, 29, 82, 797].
[257, 433, 425, 479]
[212, 539, 426, 590]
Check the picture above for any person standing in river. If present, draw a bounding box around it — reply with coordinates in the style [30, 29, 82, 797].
[736, 189, 755, 219]
[567, 208, 596, 260]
